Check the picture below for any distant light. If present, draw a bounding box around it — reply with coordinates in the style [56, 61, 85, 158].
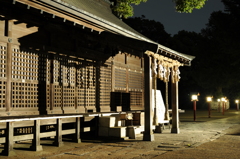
[217, 99, 221, 102]
[191, 95, 198, 101]
[225, 99, 228, 103]
[206, 96, 212, 102]
[235, 100, 239, 103]
[221, 97, 225, 102]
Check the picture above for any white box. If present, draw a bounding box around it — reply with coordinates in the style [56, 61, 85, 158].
[109, 127, 126, 138]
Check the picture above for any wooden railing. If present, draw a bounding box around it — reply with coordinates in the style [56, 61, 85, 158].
[0, 114, 85, 156]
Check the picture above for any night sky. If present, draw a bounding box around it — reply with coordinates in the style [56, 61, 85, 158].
[133, 0, 225, 35]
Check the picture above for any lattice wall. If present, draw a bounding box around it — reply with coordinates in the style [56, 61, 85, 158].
[128, 69, 143, 92]
[76, 62, 96, 112]
[44, 55, 98, 113]
[0, 81, 6, 109]
[99, 59, 112, 111]
[130, 91, 143, 109]
[11, 48, 39, 110]
[0, 41, 145, 114]
[114, 67, 127, 91]
[0, 44, 6, 79]
[113, 54, 144, 110]
[12, 49, 38, 81]
[11, 82, 38, 108]
[0, 43, 6, 109]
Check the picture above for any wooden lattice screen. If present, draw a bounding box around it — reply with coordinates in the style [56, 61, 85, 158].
[76, 62, 96, 113]
[0, 38, 144, 115]
[112, 54, 144, 110]
[10, 46, 39, 114]
[0, 40, 115, 115]
[0, 43, 6, 110]
[99, 59, 112, 112]
[46, 55, 97, 114]
[114, 66, 127, 91]
[129, 69, 143, 110]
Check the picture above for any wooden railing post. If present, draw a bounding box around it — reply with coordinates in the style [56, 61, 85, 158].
[3, 122, 16, 156]
[74, 117, 81, 143]
[30, 120, 43, 151]
[53, 118, 64, 147]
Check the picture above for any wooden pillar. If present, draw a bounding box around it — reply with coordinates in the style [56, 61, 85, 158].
[49, 56, 54, 112]
[143, 54, 154, 141]
[3, 122, 16, 156]
[5, 20, 13, 112]
[171, 82, 180, 133]
[74, 117, 81, 143]
[53, 118, 64, 147]
[30, 120, 43, 151]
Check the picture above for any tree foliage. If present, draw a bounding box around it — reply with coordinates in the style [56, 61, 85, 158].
[110, 0, 208, 19]
[174, 0, 208, 13]
[110, 0, 147, 19]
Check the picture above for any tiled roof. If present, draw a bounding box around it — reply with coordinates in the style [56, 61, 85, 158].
[18, 0, 194, 63]
[55, 0, 195, 62]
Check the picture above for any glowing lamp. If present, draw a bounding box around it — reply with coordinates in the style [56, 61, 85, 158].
[191, 95, 198, 101]
[206, 96, 212, 102]
[221, 97, 226, 102]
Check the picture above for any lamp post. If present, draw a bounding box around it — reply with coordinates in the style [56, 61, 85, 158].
[235, 100, 239, 111]
[221, 97, 225, 115]
[225, 99, 228, 111]
[191, 94, 198, 121]
[206, 96, 212, 118]
[217, 99, 220, 112]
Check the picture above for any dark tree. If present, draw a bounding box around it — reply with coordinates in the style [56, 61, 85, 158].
[123, 15, 171, 46]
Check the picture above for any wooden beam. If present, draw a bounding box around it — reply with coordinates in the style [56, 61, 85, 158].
[5, 20, 13, 113]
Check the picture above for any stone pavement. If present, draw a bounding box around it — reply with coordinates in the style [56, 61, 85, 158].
[1, 109, 240, 159]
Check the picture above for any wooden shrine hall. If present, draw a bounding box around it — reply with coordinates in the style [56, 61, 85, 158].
[0, 0, 194, 156]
